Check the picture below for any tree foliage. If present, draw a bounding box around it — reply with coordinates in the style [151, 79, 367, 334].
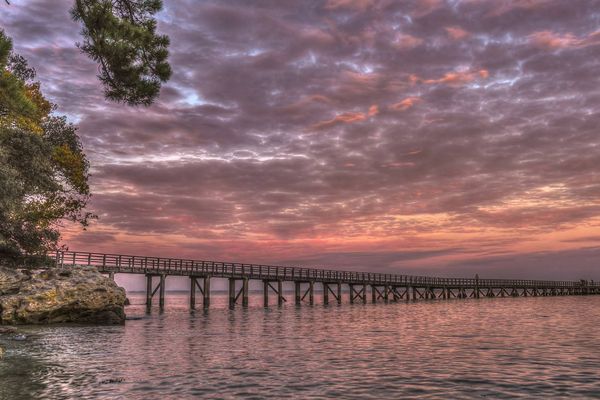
[71, 0, 172, 106]
[0, 30, 94, 261]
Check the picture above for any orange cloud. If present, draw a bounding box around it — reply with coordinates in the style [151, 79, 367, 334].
[395, 34, 424, 49]
[324, 0, 374, 11]
[312, 104, 379, 130]
[312, 111, 367, 130]
[390, 97, 421, 111]
[411, 0, 443, 18]
[529, 30, 600, 50]
[529, 31, 578, 49]
[485, 0, 552, 18]
[412, 69, 489, 86]
[445, 26, 469, 40]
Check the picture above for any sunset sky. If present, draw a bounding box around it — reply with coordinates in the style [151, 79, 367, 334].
[2, 0, 600, 280]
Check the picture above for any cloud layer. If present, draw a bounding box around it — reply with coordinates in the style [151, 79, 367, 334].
[2, 0, 600, 280]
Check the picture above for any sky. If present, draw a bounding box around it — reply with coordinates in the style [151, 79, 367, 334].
[2, 0, 600, 282]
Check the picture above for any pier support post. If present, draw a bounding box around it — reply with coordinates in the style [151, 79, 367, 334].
[263, 280, 269, 307]
[203, 276, 210, 309]
[349, 284, 354, 304]
[412, 286, 417, 301]
[278, 280, 284, 306]
[295, 281, 301, 305]
[309, 281, 314, 305]
[190, 276, 196, 309]
[384, 285, 389, 302]
[242, 278, 249, 307]
[323, 283, 329, 305]
[228, 278, 236, 309]
[159, 274, 166, 311]
[362, 284, 367, 303]
[146, 274, 153, 309]
[372, 285, 377, 303]
[108, 271, 115, 281]
[337, 282, 342, 304]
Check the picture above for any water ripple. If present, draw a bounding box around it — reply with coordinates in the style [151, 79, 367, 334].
[1, 294, 600, 399]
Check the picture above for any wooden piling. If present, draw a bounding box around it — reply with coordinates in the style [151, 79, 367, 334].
[229, 278, 236, 309]
[337, 282, 342, 304]
[372, 285, 377, 303]
[323, 282, 329, 305]
[159, 274, 166, 310]
[384, 285, 389, 302]
[295, 281, 301, 305]
[146, 274, 153, 308]
[309, 281, 314, 305]
[190, 276, 196, 309]
[203, 276, 210, 308]
[242, 278, 249, 307]
[277, 280, 283, 306]
[263, 280, 269, 307]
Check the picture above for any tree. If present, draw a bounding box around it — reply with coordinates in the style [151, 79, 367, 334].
[0, 30, 94, 262]
[3, 0, 172, 106]
[71, 0, 172, 106]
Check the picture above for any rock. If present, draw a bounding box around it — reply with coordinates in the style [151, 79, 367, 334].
[124, 297, 131, 306]
[0, 266, 126, 325]
[100, 377, 124, 384]
[12, 334, 26, 341]
[0, 326, 18, 335]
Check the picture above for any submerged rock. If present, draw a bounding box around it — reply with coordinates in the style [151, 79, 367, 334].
[12, 334, 27, 341]
[99, 377, 125, 384]
[0, 266, 126, 325]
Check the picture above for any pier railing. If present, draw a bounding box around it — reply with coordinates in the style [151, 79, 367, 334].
[54, 250, 598, 288]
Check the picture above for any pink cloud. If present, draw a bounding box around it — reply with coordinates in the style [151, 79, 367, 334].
[413, 69, 489, 86]
[389, 97, 421, 111]
[530, 30, 600, 50]
[445, 26, 470, 40]
[485, 0, 552, 18]
[312, 111, 367, 130]
[368, 104, 379, 116]
[324, 0, 374, 12]
[395, 34, 424, 49]
[411, 0, 443, 18]
[529, 31, 579, 49]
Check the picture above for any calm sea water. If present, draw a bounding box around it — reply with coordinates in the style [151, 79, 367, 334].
[1, 292, 600, 399]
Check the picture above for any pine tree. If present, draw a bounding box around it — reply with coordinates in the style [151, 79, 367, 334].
[71, 0, 172, 106]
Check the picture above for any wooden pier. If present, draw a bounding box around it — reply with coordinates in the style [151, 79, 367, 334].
[54, 251, 600, 311]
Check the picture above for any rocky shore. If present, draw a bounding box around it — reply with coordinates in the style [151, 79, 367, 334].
[0, 266, 126, 325]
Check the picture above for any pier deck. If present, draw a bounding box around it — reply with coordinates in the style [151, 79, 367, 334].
[54, 251, 600, 310]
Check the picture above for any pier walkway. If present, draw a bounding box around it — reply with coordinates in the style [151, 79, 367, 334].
[54, 251, 600, 310]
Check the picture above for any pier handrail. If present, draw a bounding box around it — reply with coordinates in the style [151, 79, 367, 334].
[52, 250, 599, 288]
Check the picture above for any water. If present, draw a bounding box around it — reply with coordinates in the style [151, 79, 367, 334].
[1, 293, 600, 399]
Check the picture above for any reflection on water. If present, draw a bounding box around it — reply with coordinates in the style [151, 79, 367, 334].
[1, 293, 600, 399]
